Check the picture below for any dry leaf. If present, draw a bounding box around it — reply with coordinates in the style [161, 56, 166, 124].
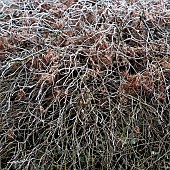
[7, 129, 15, 139]
[40, 105, 45, 113]
[134, 126, 140, 134]
[16, 89, 26, 100]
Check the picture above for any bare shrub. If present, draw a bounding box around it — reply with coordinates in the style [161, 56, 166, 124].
[0, 0, 170, 169]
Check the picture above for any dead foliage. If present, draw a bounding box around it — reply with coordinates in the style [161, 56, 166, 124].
[0, 0, 170, 169]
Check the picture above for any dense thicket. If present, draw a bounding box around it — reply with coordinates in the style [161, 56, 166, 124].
[0, 0, 170, 169]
